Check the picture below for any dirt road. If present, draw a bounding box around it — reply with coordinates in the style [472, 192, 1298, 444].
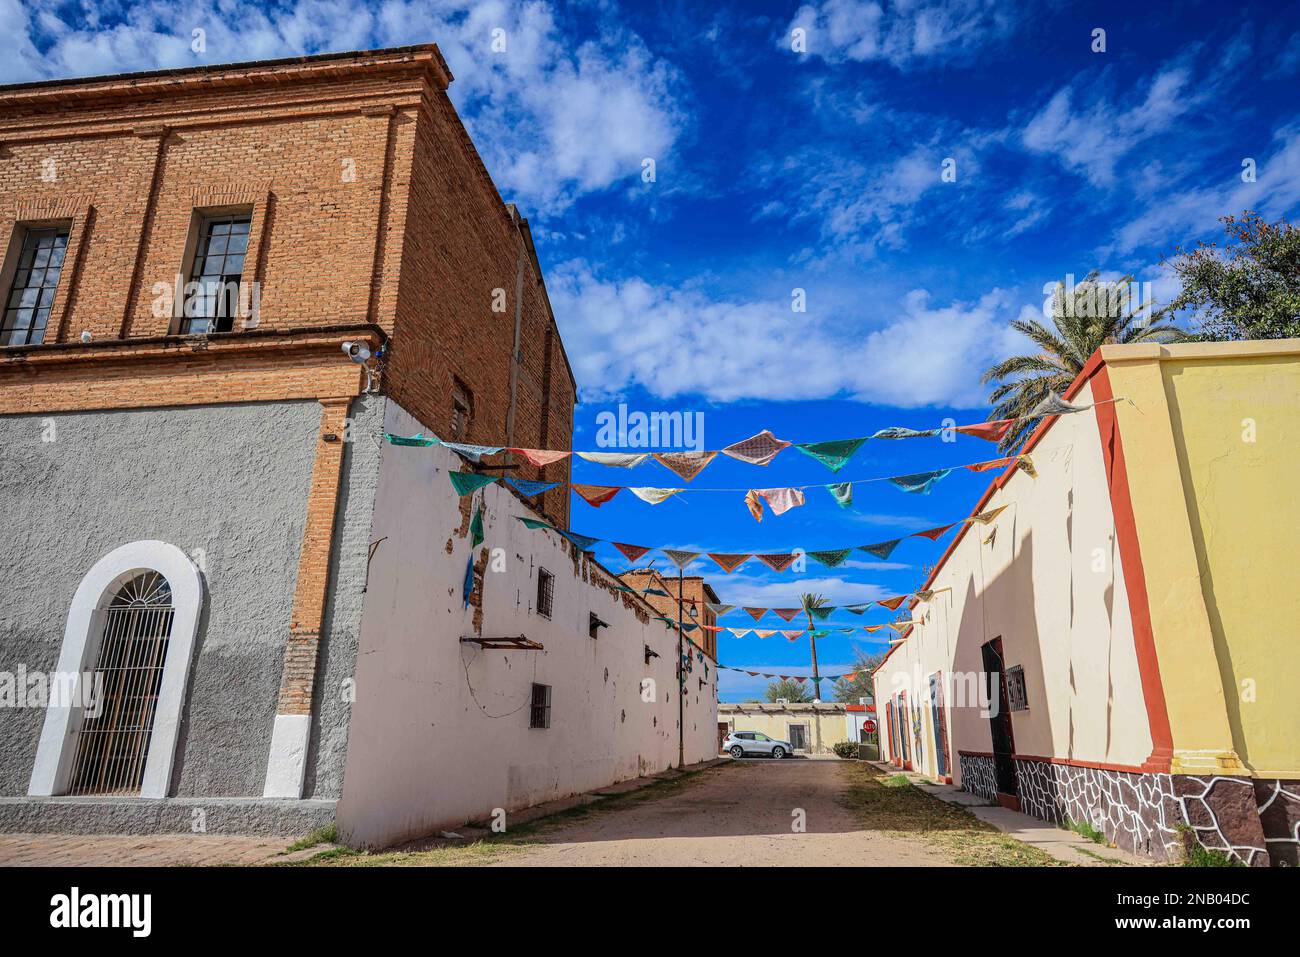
[495, 758, 951, 867]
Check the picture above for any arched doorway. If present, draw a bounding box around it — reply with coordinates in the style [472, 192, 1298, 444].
[66, 571, 176, 795]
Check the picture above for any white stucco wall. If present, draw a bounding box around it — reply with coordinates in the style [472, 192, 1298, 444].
[873, 382, 1154, 782]
[336, 402, 718, 847]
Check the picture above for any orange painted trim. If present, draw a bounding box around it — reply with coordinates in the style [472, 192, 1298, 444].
[1089, 364, 1174, 773]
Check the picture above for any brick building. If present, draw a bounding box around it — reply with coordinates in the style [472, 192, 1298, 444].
[619, 568, 720, 661]
[0, 47, 717, 843]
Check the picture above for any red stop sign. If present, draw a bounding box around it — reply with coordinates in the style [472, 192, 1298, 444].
[863, 718, 877, 734]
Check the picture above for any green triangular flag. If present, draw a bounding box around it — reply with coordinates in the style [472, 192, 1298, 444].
[808, 548, 852, 568]
[794, 437, 867, 473]
[827, 482, 853, 508]
[449, 471, 498, 496]
[469, 503, 485, 549]
[515, 516, 553, 531]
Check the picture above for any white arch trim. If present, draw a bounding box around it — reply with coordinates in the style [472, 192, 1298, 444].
[29, 540, 204, 799]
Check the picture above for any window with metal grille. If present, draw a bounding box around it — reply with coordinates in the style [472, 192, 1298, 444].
[529, 683, 551, 729]
[536, 568, 554, 619]
[2, 225, 70, 346]
[181, 213, 251, 334]
[67, 571, 175, 795]
[1005, 664, 1029, 711]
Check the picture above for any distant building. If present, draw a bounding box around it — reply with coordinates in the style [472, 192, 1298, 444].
[719, 702, 851, 755]
[619, 569, 721, 660]
[873, 341, 1300, 866]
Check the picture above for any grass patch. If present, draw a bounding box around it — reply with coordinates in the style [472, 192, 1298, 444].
[1172, 824, 1244, 867]
[284, 823, 338, 853]
[296, 841, 522, 867]
[838, 763, 1066, 867]
[299, 761, 733, 866]
[1065, 818, 1107, 845]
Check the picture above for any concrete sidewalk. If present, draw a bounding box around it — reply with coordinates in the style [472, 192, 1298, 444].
[878, 765, 1149, 866]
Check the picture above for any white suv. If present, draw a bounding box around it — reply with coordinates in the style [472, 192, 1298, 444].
[723, 731, 791, 759]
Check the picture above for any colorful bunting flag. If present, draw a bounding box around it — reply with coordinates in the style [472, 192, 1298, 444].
[386, 432, 438, 447]
[955, 419, 1014, 442]
[872, 427, 940, 440]
[783, 630, 805, 641]
[744, 489, 764, 522]
[707, 603, 735, 614]
[572, 484, 622, 507]
[794, 437, 867, 473]
[509, 447, 571, 467]
[516, 517, 552, 530]
[827, 482, 853, 508]
[965, 456, 1015, 473]
[807, 605, 833, 621]
[469, 503, 485, 549]
[662, 549, 702, 570]
[912, 523, 956, 541]
[722, 430, 791, 466]
[756, 553, 797, 572]
[808, 548, 852, 568]
[966, 505, 1009, 525]
[612, 542, 652, 562]
[708, 553, 752, 573]
[628, 487, 680, 505]
[844, 603, 874, 614]
[860, 538, 902, 560]
[1031, 392, 1088, 417]
[751, 487, 805, 517]
[449, 472, 499, 496]
[561, 531, 601, 552]
[888, 468, 953, 494]
[653, 451, 718, 482]
[878, 595, 908, 611]
[442, 442, 505, 462]
[505, 478, 559, 498]
[772, 608, 802, 622]
[743, 608, 768, 621]
[1017, 455, 1038, 478]
[576, 451, 650, 468]
[754, 629, 776, 638]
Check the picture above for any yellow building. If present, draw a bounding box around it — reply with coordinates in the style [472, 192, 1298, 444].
[718, 702, 853, 755]
[873, 340, 1300, 866]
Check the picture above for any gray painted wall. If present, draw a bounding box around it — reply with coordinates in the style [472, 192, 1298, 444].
[0, 396, 383, 804]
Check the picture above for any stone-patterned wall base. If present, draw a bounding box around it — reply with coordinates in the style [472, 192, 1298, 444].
[1014, 759, 1181, 861]
[958, 754, 1296, 866]
[958, 753, 998, 803]
[1255, 779, 1300, 867]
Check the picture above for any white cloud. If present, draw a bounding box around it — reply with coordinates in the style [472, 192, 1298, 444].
[785, 0, 1017, 68]
[1021, 62, 1198, 188]
[1108, 123, 1300, 255]
[3, 0, 685, 214]
[549, 261, 1029, 406]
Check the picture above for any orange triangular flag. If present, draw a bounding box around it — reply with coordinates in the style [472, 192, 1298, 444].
[509, 447, 572, 467]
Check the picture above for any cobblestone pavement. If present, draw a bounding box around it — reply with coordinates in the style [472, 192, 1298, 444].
[0, 834, 290, 867]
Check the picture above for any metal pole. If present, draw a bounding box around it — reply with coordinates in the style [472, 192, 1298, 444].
[677, 568, 685, 770]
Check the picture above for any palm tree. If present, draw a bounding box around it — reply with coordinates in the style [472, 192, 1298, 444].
[801, 592, 828, 752]
[982, 271, 1187, 451]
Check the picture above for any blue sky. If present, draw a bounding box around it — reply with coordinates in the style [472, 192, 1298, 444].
[8, 1, 1300, 700]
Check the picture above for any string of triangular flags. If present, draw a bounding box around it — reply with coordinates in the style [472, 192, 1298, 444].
[669, 587, 957, 622]
[511, 502, 1011, 573]
[386, 392, 1104, 481]
[443, 453, 1036, 518]
[717, 664, 865, 683]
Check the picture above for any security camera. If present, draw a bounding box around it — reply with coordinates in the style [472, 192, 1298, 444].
[342, 341, 371, 363]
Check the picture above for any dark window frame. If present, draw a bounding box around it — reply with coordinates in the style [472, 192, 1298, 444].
[529, 683, 552, 729]
[2, 224, 71, 347]
[180, 212, 252, 335]
[1005, 664, 1029, 712]
[536, 568, 554, 619]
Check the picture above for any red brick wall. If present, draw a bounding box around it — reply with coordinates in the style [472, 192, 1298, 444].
[0, 46, 576, 525]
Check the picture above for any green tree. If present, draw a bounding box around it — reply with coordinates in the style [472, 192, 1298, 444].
[765, 678, 814, 703]
[832, 649, 885, 703]
[1162, 211, 1300, 341]
[981, 270, 1187, 450]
